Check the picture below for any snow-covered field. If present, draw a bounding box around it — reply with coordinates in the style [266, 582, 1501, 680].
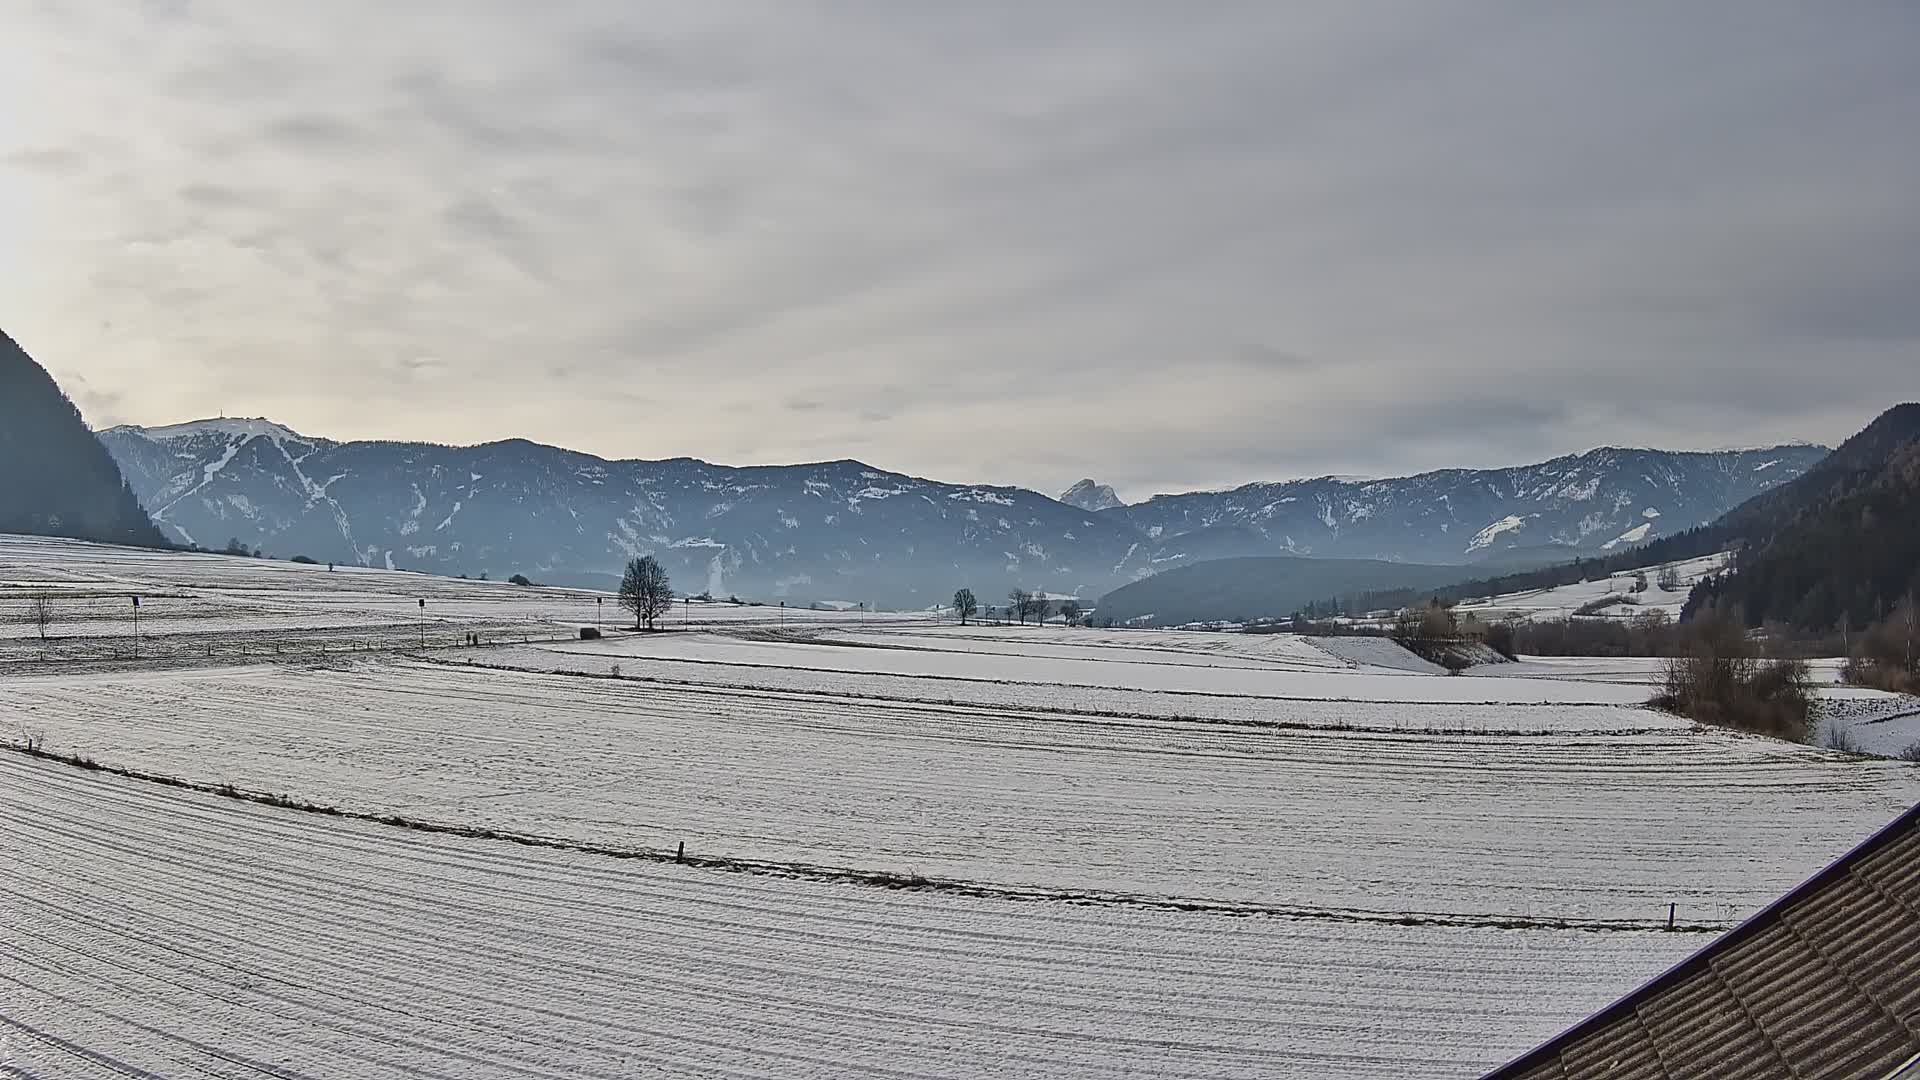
[474, 643, 1674, 731]
[1451, 552, 1730, 622]
[24, 656, 1910, 922]
[0, 534, 932, 662]
[5, 533, 1919, 1077]
[0, 752, 1700, 1080]
[536, 629, 1655, 704]
[1488, 654, 1920, 754]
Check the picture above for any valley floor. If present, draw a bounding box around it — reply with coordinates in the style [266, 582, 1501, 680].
[3, 535, 1918, 1077]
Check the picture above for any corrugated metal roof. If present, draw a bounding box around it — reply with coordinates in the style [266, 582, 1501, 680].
[1485, 803, 1920, 1080]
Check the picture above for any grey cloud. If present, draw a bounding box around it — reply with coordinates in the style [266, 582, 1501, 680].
[3, 1, 1917, 503]
[442, 195, 548, 279]
[1234, 346, 1315, 372]
[1, 148, 89, 174]
[178, 183, 275, 210]
[51, 370, 128, 426]
[263, 114, 362, 149]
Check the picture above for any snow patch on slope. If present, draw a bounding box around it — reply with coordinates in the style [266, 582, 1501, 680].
[1466, 514, 1528, 553]
[1601, 522, 1653, 550]
[137, 417, 302, 442]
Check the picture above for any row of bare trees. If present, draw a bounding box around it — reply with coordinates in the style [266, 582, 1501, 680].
[1842, 593, 1919, 693]
[951, 587, 1083, 626]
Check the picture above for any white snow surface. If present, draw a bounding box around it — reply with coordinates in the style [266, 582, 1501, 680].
[548, 630, 1650, 704]
[1453, 552, 1730, 623]
[1465, 514, 1527, 553]
[127, 416, 302, 442]
[1, 752, 1703, 1079]
[6, 532, 1920, 1077]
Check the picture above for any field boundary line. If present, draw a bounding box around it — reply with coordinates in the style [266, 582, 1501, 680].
[423, 654, 1676, 738]
[472, 645, 1644, 708]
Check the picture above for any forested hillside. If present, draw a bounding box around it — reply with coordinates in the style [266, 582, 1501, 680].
[1687, 434, 1920, 632]
[0, 330, 167, 548]
[1356, 405, 1920, 620]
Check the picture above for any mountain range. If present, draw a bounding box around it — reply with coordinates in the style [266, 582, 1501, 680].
[97, 417, 1825, 607]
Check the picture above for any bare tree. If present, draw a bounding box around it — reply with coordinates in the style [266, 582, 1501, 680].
[1058, 599, 1082, 626]
[953, 588, 978, 626]
[28, 594, 52, 641]
[1030, 596, 1053, 625]
[1656, 566, 1683, 592]
[1008, 588, 1031, 626]
[619, 556, 675, 630]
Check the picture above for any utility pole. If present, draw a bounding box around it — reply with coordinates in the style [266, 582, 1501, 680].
[1896, 588, 1912, 672]
[597, 596, 603, 632]
[418, 598, 426, 648]
[130, 595, 140, 659]
[779, 600, 785, 630]
[684, 595, 690, 629]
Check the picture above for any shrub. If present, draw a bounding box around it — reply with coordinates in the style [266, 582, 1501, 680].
[290, 555, 318, 565]
[508, 574, 533, 587]
[1652, 607, 1814, 742]
[579, 626, 601, 640]
[1823, 723, 1862, 753]
[1841, 605, 1919, 693]
[1898, 742, 1920, 763]
[1574, 594, 1636, 617]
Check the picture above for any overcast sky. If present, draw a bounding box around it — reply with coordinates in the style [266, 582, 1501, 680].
[4, 2, 1916, 499]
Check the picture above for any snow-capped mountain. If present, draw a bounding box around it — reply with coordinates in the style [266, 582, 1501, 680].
[1059, 479, 1125, 513]
[98, 419, 1139, 606]
[98, 419, 1827, 605]
[1110, 445, 1830, 567]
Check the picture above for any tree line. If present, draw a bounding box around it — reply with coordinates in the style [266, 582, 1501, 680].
[952, 587, 1086, 626]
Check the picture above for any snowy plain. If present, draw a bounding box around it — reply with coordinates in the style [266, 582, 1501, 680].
[4, 534, 1919, 1078]
[0, 533, 929, 662]
[0, 753, 1701, 1080]
[540, 629, 1656, 704]
[21, 656, 1914, 922]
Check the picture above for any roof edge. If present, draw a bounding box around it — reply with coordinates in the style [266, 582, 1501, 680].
[1482, 800, 1920, 1079]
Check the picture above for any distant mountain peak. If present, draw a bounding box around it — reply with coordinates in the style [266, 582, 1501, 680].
[1060, 478, 1124, 512]
[111, 417, 309, 444]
